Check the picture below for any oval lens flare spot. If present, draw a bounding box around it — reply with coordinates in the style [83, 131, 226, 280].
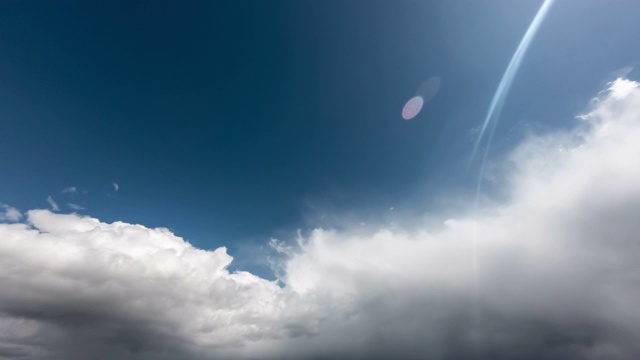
[402, 96, 424, 120]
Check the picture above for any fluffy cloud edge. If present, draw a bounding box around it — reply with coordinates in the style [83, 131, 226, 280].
[0, 204, 21, 222]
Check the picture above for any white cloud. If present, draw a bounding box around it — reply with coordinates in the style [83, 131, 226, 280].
[0, 211, 321, 359]
[45, 196, 59, 212]
[1, 79, 640, 359]
[0, 204, 21, 222]
[113, 182, 119, 192]
[277, 78, 640, 359]
[609, 77, 637, 100]
[62, 186, 77, 194]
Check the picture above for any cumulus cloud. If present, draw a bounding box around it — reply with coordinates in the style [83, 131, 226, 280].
[0, 211, 323, 359]
[45, 196, 59, 212]
[277, 78, 640, 359]
[0, 204, 21, 223]
[1, 79, 640, 359]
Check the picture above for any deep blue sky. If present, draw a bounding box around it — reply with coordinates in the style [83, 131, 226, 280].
[1, 1, 639, 273]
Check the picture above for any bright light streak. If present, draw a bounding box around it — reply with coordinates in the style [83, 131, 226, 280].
[469, 0, 556, 339]
[470, 0, 556, 168]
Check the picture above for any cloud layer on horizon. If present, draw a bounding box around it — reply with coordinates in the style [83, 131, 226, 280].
[1, 79, 640, 359]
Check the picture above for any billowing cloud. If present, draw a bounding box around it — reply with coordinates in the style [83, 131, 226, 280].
[45, 196, 59, 212]
[0, 211, 321, 360]
[1, 79, 640, 359]
[0, 204, 21, 222]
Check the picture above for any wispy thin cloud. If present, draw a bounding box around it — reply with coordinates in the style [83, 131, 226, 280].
[62, 186, 77, 194]
[112, 182, 119, 192]
[46, 195, 59, 212]
[67, 203, 85, 211]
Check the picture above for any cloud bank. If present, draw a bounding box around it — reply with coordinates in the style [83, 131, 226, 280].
[1, 79, 640, 359]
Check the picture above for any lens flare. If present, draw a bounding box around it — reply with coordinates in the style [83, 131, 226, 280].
[402, 96, 424, 120]
[417, 76, 441, 102]
[468, 0, 556, 336]
[470, 0, 556, 168]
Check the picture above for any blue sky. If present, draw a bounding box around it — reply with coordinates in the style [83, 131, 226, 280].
[2, 1, 640, 359]
[3, 1, 640, 277]
[1, 1, 639, 274]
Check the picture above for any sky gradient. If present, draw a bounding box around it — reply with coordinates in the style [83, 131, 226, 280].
[1, 1, 640, 359]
